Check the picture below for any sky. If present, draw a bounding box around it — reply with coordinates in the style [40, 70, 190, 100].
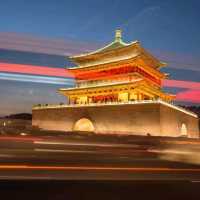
[0, 0, 200, 115]
[0, 0, 200, 53]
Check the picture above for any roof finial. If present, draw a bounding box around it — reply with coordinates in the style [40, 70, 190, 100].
[115, 29, 122, 42]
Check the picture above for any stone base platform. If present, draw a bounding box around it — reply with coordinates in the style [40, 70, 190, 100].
[32, 101, 199, 138]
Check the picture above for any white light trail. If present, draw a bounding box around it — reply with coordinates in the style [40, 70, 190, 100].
[34, 148, 93, 153]
[0, 72, 75, 85]
[34, 141, 137, 148]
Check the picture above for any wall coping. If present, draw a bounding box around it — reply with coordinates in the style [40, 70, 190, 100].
[32, 100, 198, 118]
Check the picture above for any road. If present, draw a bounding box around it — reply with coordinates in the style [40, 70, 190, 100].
[0, 135, 200, 180]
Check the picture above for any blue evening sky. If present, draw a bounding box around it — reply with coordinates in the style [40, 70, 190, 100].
[0, 0, 200, 54]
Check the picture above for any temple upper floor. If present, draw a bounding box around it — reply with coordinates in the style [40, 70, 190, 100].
[73, 65, 163, 88]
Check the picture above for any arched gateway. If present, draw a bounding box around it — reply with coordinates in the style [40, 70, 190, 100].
[73, 118, 95, 132]
[180, 123, 187, 136]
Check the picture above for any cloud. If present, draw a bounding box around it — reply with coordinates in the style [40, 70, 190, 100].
[0, 32, 99, 56]
[122, 5, 161, 29]
[153, 50, 200, 72]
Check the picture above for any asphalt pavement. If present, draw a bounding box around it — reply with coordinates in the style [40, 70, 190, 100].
[0, 134, 200, 180]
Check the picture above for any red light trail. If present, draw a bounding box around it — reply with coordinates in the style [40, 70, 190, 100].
[176, 90, 200, 103]
[0, 62, 74, 78]
[163, 79, 200, 90]
[0, 165, 200, 172]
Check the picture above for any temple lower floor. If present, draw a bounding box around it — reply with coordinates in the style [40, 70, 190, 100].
[59, 80, 174, 105]
[32, 101, 199, 138]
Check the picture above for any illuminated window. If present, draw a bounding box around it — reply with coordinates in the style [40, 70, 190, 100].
[129, 93, 137, 100]
[118, 92, 128, 102]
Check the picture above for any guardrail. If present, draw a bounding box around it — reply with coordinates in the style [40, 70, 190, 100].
[32, 100, 198, 118]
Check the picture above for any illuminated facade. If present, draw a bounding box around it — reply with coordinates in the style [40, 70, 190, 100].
[59, 30, 174, 105]
[32, 30, 199, 138]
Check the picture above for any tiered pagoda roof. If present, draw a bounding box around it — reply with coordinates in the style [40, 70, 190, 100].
[68, 29, 166, 70]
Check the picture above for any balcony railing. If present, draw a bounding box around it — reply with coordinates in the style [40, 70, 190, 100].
[32, 100, 198, 118]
